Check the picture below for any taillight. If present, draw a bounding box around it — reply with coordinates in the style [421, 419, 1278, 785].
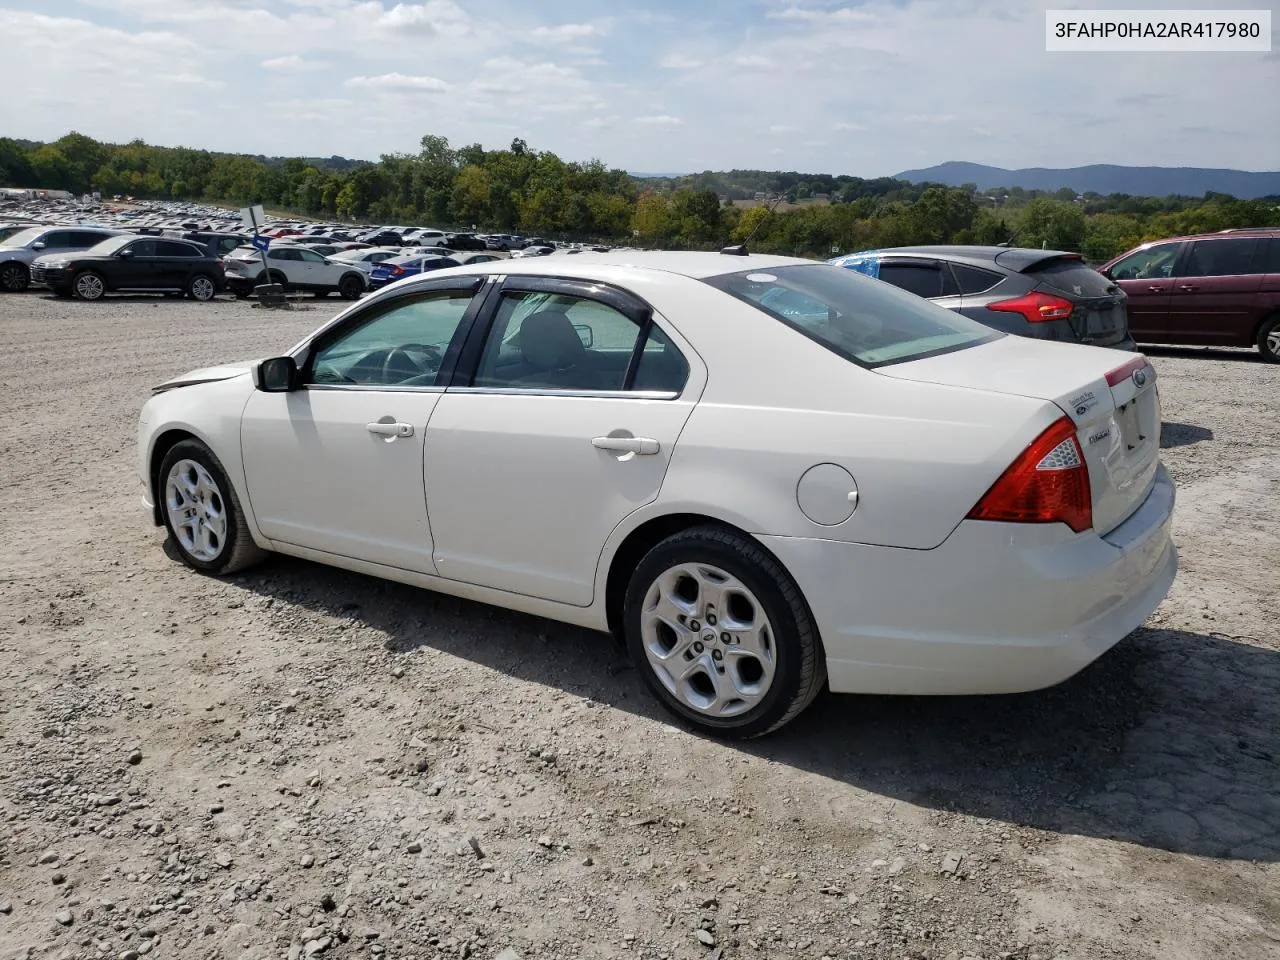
[1104, 354, 1149, 387]
[967, 416, 1092, 533]
[390, 265, 404, 276]
[988, 291, 1074, 323]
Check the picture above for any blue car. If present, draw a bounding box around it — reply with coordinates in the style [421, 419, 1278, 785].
[368, 253, 460, 289]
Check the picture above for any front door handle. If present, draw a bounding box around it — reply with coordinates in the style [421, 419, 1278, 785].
[367, 421, 413, 438]
[1177, 284, 1198, 292]
[592, 436, 660, 455]
[1147, 285, 1164, 292]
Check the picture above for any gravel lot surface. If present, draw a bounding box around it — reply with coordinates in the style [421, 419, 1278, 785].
[1, 292, 1277, 960]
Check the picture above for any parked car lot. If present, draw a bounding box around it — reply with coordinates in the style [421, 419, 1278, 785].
[0, 290, 1276, 959]
[1101, 229, 1280, 362]
[830, 246, 1135, 350]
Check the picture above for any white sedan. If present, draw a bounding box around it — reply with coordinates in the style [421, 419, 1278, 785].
[137, 251, 1177, 737]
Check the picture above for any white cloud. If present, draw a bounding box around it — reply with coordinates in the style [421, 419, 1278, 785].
[262, 54, 327, 71]
[903, 113, 956, 125]
[376, 0, 470, 36]
[834, 121, 866, 131]
[733, 54, 777, 70]
[634, 115, 684, 126]
[769, 124, 798, 134]
[530, 23, 599, 43]
[345, 73, 451, 92]
[768, 5, 876, 24]
[660, 53, 705, 70]
[158, 73, 225, 88]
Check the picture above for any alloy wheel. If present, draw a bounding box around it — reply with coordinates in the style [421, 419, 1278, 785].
[75, 273, 105, 300]
[640, 562, 777, 718]
[165, 459, 228, 562]
[1266, 326, 1280, 360]
[190, 276, 215, 301]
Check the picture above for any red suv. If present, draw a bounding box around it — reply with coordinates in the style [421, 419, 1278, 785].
[1100, 229, 1280, 362]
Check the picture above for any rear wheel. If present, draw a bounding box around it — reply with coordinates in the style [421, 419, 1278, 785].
[338, 274, 364, 300]
[159, 440, 267, 575]
[1258, 316, 1280, 364]
[187, 274, 217, 302]
[0, 261, 29, 292]
[623, 526, 826, 738]
[73, 270, 107, 301]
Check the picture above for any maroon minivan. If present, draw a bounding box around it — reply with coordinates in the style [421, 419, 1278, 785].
[1100, 229, 1280, 362]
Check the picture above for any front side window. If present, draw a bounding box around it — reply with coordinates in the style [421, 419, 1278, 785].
[1109, 243, 1181, 280]
[1179, 237, 1259, 278]
[40, 231, 73, 248]
[706, 264, 1001, 367]
[297, 249, 326, 263]
[309, 291, 476, 387]
[125, 239, 158, 257]
[473, 291, 686, 392]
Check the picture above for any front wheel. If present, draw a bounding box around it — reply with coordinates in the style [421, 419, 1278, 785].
[73, 270, 107, 301]
[0, 261, 30, 292]
[159, 440, 267, 575]
[1258, 316, 1280, 364]
[623, 526, 826, 738]
[338, 274, 364, 300]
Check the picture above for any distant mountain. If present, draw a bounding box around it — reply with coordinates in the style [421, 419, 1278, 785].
[895, 161, 1280, 200]
[629, 171, 688, 179]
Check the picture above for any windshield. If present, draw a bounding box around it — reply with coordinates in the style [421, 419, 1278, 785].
[1, 227, 45, 249]
[87, 235, 134, 256]
[705, 264, 1001, 367]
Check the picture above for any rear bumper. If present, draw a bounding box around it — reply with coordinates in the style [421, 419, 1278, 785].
[761, 464, 1177, 696]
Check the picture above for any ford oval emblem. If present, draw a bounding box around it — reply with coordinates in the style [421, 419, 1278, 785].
[1133, 368, 1148, 387]
[1076, 404, 1088, 416]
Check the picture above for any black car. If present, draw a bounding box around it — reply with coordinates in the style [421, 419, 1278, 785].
[361, 230, 403, 246]
[445, 233, 488, 251]
[830, 246, 1134, 349]
[31, 235, 226, 302]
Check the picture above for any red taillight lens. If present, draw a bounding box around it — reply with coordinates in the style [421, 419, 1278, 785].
[967, 416, 1092, 533]
[390, 265, 404, 276]
[987, 291, 1075, 323]
[1104, 354, 1149, 386]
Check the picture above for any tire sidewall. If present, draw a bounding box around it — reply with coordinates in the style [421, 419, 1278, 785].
[623, 531, 809, 737]
[339, 274, 362, 300]
[0, 261, 28, 292]
[158, 440, 246, 575]
[1259, 317, 1280, 364]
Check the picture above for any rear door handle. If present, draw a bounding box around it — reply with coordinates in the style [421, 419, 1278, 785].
[1177, 284, 1198, 292]
[367, 421, 414, 438]
[1147, 285, 1164, 292]
[592, 436, 660, 455]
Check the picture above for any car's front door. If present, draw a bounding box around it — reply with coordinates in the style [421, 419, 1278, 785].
[114, 238, 159, 288]
[424, 278, 702, 606]
[1164, 237, 1264, 345]
[294, 248, 330, 289]
[240, 280, 485, 571]
[1107, 241, 1183, 341]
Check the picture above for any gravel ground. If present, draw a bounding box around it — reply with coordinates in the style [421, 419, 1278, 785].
[1, 292, 1277, 960]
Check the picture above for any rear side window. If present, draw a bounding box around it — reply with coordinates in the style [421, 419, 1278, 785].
[156, 240, 199, 257]
[878, 261, 945, 298]
[952, 264, 1004, 295]
[706, 264, 1001, 368]
[1180, 238, 1259, 278]
[1026, 258, 1117, 297]
[1261, 238, 1280, 274]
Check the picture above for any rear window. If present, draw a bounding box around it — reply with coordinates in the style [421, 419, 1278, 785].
[705, 264, 1002, 368]
[1025, 258, 1117, 297]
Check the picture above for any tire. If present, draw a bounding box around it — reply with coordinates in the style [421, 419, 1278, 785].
[623, 525, 826, 738]
[0, 261, 30, 293]
[158, 440, 267, 576]
[187, 274, 217, 302]
[338, 274, 364, 300]
[1258, 315, 1280, 364]
[72, 270, 107, 301]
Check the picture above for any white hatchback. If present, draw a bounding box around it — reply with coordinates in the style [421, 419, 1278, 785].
[137, 251, 1176, 737]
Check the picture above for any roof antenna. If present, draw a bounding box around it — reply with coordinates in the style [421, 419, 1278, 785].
[721, 194, 784, 256]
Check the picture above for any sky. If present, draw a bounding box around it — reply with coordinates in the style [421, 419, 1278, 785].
[1, 0, 1277, 177]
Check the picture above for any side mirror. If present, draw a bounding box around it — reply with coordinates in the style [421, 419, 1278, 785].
[256, 356, 299, 392]
[31, 241, 45, 250]
[1098, 266, 1112, 279]
[118, 248, 133, 258]
[573, 324, 594, 348]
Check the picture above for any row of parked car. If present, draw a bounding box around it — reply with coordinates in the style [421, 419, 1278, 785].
[829, 228, 1280, 362]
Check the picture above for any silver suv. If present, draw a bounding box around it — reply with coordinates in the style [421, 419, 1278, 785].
[0, 226, 127, 292]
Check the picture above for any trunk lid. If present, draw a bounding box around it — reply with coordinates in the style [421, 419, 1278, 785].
[1016, 253, 1131, 346]
[880, 336, 1161, 534]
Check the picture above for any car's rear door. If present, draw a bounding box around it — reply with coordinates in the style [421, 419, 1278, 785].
[240, 279, 486, 571]
[876, 257, 964, 312]
[423, 277, 704, 606]
[154, 239, 201, 288]
[1165, 236, 1264, 345]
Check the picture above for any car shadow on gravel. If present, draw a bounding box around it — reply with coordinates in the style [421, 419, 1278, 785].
[1160, 421, 1214, 448]
[236, 556, 1279, 863]
[1141, 344, 1264, 364]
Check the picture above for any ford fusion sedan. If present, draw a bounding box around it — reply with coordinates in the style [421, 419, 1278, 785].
[137, 251, 1176, 737]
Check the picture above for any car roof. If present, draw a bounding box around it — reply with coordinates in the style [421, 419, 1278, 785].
[1129, 228, 1280, 244]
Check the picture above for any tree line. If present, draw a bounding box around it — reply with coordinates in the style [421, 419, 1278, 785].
[3, 132, 1276, 262]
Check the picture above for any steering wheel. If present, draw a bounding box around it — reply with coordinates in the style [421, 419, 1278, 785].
[381, 343, 442, 384]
